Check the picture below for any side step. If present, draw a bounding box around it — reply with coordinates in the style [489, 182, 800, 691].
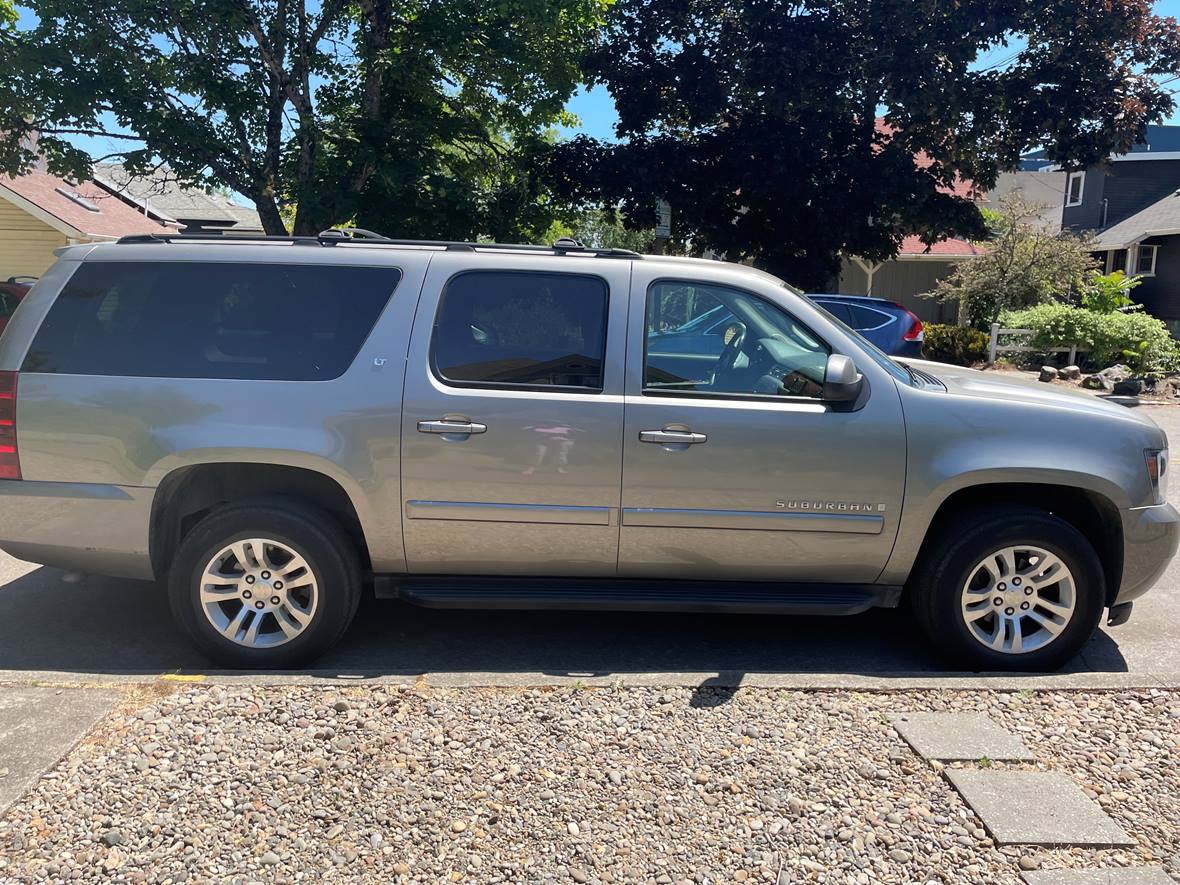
[374, 576, 901, 616]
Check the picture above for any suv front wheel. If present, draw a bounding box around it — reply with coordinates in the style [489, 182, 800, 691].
[168, 502, 361, 668]
[910, 508, 1105, 671]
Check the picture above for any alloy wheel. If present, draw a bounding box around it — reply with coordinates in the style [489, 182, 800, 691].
[959, 545, 1076, 655]
[198, 538, 319, 648]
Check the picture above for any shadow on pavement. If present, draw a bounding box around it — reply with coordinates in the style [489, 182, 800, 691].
[0, 564, 1130, 679]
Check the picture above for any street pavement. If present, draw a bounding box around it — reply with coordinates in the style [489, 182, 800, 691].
[1, 403, 1178, 688]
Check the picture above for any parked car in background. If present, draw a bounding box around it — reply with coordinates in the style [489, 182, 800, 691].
[807, 294, 925, 358]
[0, 277, 35, 336]
[648, 293, 924, 358]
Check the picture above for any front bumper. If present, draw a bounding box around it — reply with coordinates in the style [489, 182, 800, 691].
[1114, 501, 1180, 605]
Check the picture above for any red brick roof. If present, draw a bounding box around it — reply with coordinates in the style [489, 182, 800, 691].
[899, 234, 984, 257]
[0, 169, 174, 239]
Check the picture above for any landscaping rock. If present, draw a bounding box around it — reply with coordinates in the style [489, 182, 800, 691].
[1081, 374, 1111, 391]
[1113, 378, 1146, 397]
[1099, 364, 1133, 385]
[1060, 365, 1082, 380]
[1038, 366, 1058, 383]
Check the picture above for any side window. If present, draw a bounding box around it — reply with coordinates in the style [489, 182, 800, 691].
[815, 300, 854, 324]
[22, 262, 399, 380]
[645, 281, 830, 399]
[431, 271, 608, 391]
[849, 305, 891, 330]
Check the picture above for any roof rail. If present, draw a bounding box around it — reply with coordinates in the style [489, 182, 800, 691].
[115, 229, 643, 259]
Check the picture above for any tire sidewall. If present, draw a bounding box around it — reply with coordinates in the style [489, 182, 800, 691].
[168, 506, 358, 668]
[920, 513, 1105, 671]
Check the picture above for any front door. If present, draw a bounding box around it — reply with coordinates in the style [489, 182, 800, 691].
[400, 254, 629, 575]
[620, 271, 907, 583]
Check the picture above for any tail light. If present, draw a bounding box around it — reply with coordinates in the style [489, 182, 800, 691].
[896, 305, 924, 341]
[0, 371, 20, 480]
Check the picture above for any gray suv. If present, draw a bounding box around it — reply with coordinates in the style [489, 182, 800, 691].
[0, 232, 1175, 671]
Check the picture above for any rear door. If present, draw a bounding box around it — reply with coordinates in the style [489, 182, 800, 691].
[619, 267, 907, 583]
[400, 253, 629, 576]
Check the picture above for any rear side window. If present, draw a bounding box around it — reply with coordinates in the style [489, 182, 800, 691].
[431, 271, 608, 391]
[849, 305, 891, 330]
[21, 261, 399, 381]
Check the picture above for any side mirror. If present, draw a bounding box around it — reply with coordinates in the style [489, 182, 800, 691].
[824, 353, 864, 402]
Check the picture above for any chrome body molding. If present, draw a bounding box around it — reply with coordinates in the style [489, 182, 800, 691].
[405, 500, 613, 526]
[622, 507, 885, 534]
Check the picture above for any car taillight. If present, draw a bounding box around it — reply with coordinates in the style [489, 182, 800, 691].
[898, 307, 924, 341]
[0, 371, 20, 480]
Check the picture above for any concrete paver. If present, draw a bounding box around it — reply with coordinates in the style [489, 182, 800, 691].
[1021, 869, 1176, 884]
[0, 687, 119, 813]
[946, 770, 1135, 848]
[889, 712, 1035, 760]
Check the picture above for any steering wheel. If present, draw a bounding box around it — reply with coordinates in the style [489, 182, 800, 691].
[713, 321, 747, 380]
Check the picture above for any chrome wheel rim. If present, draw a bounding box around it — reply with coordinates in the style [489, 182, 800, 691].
[960, 545, 1076, 655]
[199, 538, 318, 648]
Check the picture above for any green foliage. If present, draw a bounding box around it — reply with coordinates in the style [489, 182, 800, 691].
[0, 0, 15, 27]
[1080, 270, 1142, 314]
[0, 0, 608, 235]
[566, 208, 654, 252]
[999, 303, 1180, 373]
[549, 0, 1180, 289]
[922, 324, 990, 366]
[933, 194, 1098, 328]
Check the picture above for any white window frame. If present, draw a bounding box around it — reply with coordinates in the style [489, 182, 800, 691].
[1132, 244, 1158, 277]
[1066, 171, 1085, 207]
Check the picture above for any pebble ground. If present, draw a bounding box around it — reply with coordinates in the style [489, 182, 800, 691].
[0, 684, 1176, 884]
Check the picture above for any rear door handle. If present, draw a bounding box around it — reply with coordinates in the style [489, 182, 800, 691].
[639, 429, 707, 445]
[418, 419, 487, 435]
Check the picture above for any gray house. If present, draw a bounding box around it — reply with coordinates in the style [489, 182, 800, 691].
[1057, 141, 1180, 333]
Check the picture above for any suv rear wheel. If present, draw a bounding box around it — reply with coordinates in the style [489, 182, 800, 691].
[910, 508, 1105, 671]
[168, 502, 361, 668]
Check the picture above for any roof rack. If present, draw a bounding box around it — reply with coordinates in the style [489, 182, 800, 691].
[116, 229, 643, 259]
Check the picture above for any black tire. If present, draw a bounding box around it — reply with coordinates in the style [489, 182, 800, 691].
[909, 507, 1105, 672]
[168, 501, 362, 668]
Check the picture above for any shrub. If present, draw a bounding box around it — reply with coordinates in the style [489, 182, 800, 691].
[923, 324, 990, 365]
[999, 302, 1180, 373]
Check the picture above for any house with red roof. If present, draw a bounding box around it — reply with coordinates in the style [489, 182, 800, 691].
[0, 167, 174, 283]
[828, 120, 996, 322]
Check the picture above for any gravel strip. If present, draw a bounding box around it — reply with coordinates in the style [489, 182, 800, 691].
[0, 685, 1176, 883]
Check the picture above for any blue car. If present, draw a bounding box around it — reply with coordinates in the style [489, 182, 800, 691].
[807, 294, 925, 358]
[648, 294, 925, 359]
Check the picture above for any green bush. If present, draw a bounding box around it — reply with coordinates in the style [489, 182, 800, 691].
[998, 302, 1180, 373]
[922, 324, 990, 365]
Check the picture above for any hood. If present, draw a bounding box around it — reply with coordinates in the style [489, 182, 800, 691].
[901, 359, 1161, 430]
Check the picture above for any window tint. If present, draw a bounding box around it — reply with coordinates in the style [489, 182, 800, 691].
[22, 262, 399, 380]
[849, 305, 891, 330]
[645, 281, 829, 399]
[815, 300, 854, 324]
[431, 271, 608, 390]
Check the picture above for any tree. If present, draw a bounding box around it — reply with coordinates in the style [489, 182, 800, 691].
[0, 0, 607, 235]
[550, 0, 1180, 289]
[566, 208, 655, 251]
[932, 195, 1098, 329]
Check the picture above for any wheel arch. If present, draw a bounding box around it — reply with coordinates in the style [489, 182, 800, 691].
[900, 481, 1123, 605]
[149, 461, 373, 581]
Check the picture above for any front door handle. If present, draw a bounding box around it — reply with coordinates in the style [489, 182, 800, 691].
[418, 419, 487, 435]
[639, 429, 707, 445]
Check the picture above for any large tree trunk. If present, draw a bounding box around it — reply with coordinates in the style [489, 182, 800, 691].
[252, 192, 288, 235]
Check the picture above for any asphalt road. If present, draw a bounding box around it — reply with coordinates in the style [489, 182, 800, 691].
[1, 402, 1178, 686]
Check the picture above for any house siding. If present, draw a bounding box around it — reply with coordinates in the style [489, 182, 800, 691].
[0, 199, 68, 281]
[1064, 160, 1180, 233]
[1129, 234, 1180, 324]
[835, 258, 960, 323]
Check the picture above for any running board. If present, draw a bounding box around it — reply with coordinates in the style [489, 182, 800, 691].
[373, 576, 901, 616]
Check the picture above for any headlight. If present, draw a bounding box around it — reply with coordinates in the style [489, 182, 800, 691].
[1146, 449, 1169, 504]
